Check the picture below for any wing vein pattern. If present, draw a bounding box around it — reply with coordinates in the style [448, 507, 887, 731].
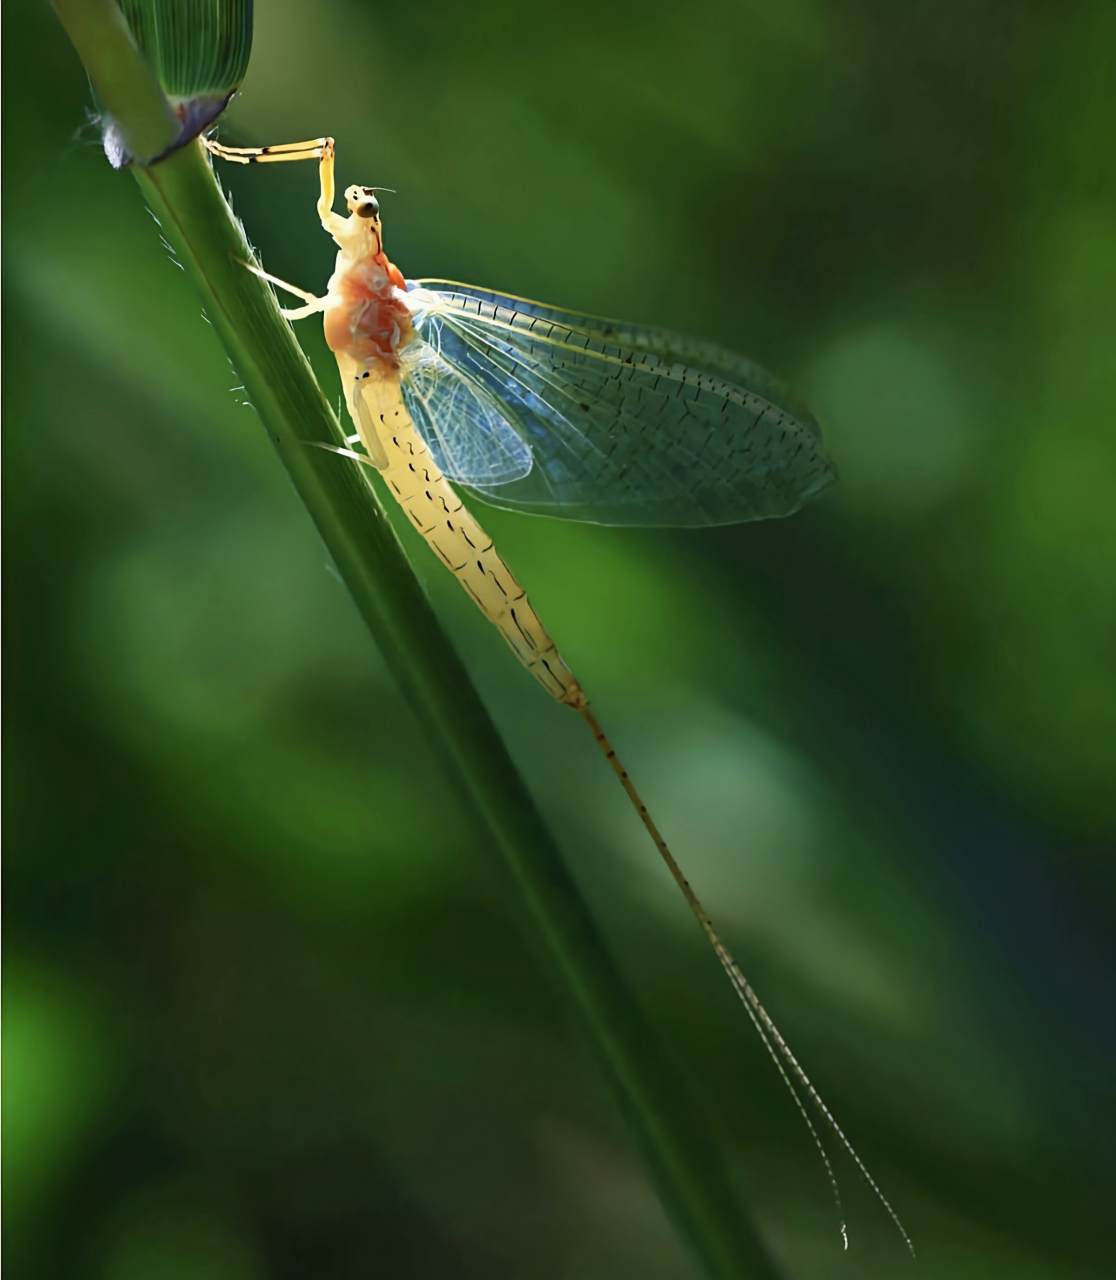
[402, 280, 836, 527]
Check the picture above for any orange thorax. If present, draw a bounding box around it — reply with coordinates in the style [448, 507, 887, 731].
[323, 250, 414, 372]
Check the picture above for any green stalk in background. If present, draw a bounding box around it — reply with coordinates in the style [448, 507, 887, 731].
[50, 4, 786, 1277]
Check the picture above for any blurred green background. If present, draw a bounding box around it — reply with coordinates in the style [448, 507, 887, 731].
[5, 1, 1115, 1277]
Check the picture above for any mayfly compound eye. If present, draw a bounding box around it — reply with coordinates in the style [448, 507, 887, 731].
[357, 198, 379, 218]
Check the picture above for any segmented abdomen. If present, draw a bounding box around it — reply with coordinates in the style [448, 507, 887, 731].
[358, 377, 585, 709]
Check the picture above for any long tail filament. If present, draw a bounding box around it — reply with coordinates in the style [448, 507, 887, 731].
[578, 705, 914, 1256]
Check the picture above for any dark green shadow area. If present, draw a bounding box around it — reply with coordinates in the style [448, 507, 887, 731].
[5, 1, 1114, 1278]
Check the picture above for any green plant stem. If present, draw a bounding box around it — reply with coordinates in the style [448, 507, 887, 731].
[137, 138, 784, 1280]
[51, 0, 178, 161]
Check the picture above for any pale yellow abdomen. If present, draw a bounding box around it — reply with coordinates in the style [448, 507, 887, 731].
[351, 372, 585, 709]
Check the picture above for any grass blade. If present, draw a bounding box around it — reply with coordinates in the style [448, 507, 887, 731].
[49, 9, 788, 1274]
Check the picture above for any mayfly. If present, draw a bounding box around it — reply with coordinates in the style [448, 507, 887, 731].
[206, 135, 911, 1253]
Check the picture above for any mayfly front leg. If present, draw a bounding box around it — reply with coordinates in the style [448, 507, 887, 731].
[204, 135, 343, 314]
[204, 136, 333, 166]
[204, 136, 345, 239]
[310, 139, 348, 242]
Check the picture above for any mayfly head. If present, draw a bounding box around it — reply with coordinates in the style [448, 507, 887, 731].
[345, 185, 382, 223]
[339, 184, 387, 256]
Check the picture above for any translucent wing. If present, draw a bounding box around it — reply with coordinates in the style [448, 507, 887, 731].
[398, 336, 532, 486]
[404, 279, 836, 527]
[417, 280, 823, 432]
